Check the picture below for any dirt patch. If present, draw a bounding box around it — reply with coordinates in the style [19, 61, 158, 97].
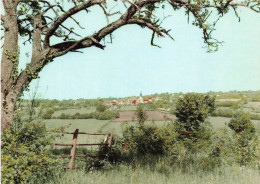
[112, 111, 177, 122]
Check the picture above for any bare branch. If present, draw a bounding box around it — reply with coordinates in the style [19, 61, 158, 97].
[69, 16, 85, 29]
[40, 0, 59, 16]
[59, 24, 82, 37]
[42, 5, 59, 16]
[127, 18, 164, 37]
[72, 0, 78, 7]
[43, 0, 105, 48]
[49, 0, 162, 53]
[98, 4, 120, 17]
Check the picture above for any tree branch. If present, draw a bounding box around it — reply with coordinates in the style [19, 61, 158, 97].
[127, 18, 164, 37]
[31, 14, 43, 65]
[43, 0, 105, 48]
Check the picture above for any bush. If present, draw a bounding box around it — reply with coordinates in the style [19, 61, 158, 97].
[121, 123, 167, 155]
[1, 121, 64, 184]
[42, 109, 54, 119]
[136, 105, 147, 126]
[59, 113, 71, 119]
[96, 103, 107, 112]
[96, 111, 118, 120]
[226, 111, 259, 165]
[174, 93, 215, 132]
[57, 110, 118, 120]
[228, 111, 255, 134]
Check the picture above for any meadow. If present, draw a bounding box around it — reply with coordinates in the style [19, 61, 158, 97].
[49, 164, 260, 184]
[2, 91, 260, 184]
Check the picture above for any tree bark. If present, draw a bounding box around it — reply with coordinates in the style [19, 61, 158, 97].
[1, 91, 18, 132]
[1, 1, 19, 132]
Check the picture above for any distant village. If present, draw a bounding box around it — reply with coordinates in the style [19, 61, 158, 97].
[104, 96, 160, 106]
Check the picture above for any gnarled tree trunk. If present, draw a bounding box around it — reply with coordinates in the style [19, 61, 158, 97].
[1, 1, 19, 132]
[1, 91, 18, 132]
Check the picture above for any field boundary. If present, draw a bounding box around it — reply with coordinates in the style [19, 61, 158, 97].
[54, 129, 113, 170]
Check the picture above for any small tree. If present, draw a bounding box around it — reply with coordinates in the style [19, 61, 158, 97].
[228, 111, 259, 165]
[174, 93, 215, 132]
[173, 93, 215, 152]
[136, 104, 147, 127]
[228, 111, 255, 134]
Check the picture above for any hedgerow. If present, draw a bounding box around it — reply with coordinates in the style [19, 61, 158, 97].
[56, 110, 118, 120]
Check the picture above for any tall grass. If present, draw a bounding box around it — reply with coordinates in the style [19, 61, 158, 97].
[49, 160, 260, 184]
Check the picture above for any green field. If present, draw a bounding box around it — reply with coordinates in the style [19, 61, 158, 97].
[52, 107, 96, 117]
[45, 115, 260, 144]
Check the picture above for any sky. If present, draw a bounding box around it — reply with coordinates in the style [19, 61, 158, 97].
[1, 1, 260, 100]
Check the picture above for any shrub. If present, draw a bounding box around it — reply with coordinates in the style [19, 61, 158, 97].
[96, 111, 118, 120]
[227, 111, 259, 165]
[1, 121, 64, 184]
[172, 93, 216, 153]
[57, 110, 118, 120]
[228, 111, 255, 134]
[121, 123, 167, 155]
[136, 105, 146, 126]
[42, 109, 54, 119]
[96, 103, 107, 112]
[59, 113, 71, 119]
[174, 93, 215, 132]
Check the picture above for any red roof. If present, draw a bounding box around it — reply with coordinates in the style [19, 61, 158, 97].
[132, 100, 137, 103]
[144, 99, 149, 102]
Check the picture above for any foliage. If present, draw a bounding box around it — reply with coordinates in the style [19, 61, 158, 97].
[57, 110, 118, 120]
[249, 113, 260, 120]
[228, 111, 255, 134]
[251, 96, 260, 102]
[42, 108, 54, 119]
[225, 112, 260, 166]
[121, 122, 168, 156]
[174, 93, 215, 134]
[136, 105, 147, 126]
[211, 109, 233, 117]
[96, 103, 107, 112]
[217, 101, 242, 108]
[1, 120, 65, 184]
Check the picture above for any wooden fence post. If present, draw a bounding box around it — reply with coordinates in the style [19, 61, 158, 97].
[107, 131, 113, 150]
[68, 129, 79, 170]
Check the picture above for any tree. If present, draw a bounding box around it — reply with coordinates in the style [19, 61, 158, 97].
[1, 0, 259, 132]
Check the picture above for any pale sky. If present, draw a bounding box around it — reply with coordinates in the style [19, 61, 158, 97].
[1, 1, 260, 100]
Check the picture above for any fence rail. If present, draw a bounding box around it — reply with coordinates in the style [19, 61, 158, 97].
[55, 129, 113, 170]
